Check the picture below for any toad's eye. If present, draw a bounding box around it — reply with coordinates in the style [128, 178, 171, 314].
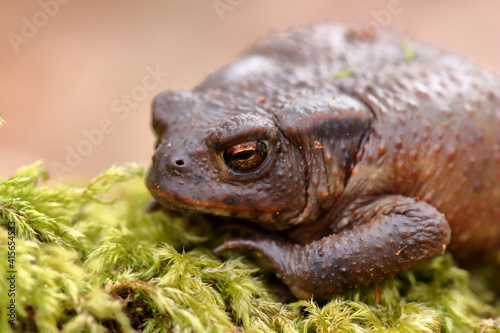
[223, 141, 268, 173]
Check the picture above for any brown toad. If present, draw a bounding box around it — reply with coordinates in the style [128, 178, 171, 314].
[146, 23, 500, 299]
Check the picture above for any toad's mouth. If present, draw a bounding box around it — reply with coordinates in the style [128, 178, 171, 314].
[146, 171, 303, 229]
[153, 187, 276, 220]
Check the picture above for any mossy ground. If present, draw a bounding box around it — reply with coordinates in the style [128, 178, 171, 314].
[0, 160, 499, 332]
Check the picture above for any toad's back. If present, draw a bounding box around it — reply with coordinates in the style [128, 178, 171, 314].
[345, 50, 500, 262]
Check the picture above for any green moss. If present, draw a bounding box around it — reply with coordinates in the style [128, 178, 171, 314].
[403, 40, 416, 63]
[333, 68, 353, 79]
[0, 162, 499, 332]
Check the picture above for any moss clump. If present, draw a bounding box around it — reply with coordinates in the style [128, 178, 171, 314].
[0, 162, 499, 332]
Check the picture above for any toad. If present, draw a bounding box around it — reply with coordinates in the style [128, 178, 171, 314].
[146, 23, 500, 299]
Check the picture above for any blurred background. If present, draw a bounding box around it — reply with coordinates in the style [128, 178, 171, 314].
[1, 0, 499, 180]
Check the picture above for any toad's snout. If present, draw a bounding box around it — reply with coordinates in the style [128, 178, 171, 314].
[153, 147, 192, 175]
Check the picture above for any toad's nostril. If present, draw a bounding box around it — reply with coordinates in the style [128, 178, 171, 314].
[167, 155, 189, 170]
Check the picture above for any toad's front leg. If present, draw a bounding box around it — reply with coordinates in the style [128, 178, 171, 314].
[214, 195, 451, 299]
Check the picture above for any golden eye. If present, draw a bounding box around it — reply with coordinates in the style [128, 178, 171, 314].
[223, 141, 268, 172]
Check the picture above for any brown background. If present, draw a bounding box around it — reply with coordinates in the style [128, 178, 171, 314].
[1, 0, 499, 180]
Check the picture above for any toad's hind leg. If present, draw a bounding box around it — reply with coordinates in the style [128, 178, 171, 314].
[213, 195, 451, 299]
